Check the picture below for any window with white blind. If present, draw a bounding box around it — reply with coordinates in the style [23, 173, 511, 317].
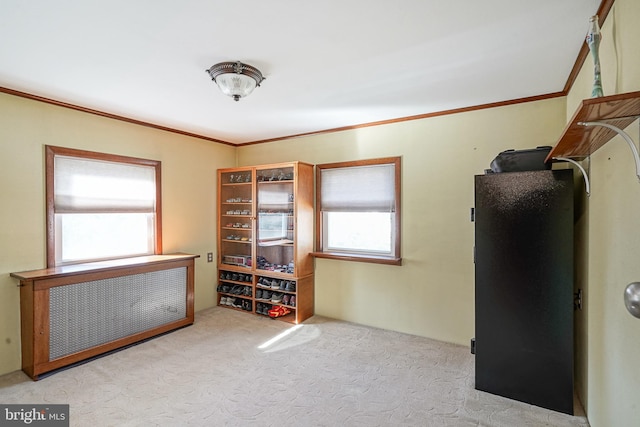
[46, 146, 161, 267]
[315, 157, 401, 265]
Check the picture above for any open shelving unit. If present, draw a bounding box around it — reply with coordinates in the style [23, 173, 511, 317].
[216, 162, 315, 324]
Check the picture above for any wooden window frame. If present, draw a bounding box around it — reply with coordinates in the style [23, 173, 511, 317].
[45, 145, 162, 268]
[313, 156, 401, 266]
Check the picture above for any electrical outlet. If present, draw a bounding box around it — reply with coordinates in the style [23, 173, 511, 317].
[207, 252, 213, 262]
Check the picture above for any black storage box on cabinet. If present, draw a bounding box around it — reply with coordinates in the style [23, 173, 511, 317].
[473, 169, 574, 415]
[489, 146, 552, 173]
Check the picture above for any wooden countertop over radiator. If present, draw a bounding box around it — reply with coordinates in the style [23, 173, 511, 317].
[11, 253, 200, 283]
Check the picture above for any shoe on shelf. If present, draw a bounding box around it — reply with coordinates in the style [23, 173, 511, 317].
[285, 281, 296, 292]
[279, 280, 287, 290]
[289, 296, 296, 307]
[219, 297, 227, 305]
[262, 304, 272, 315]
[262, 290, 272, 300]
[268, 306, 291, 318]
[271, 293, 283, 303]
[282, 294, 290, 305]
[270, 279, 280, 290]
[256, 289, 263, 299]
[226, 297, 235, 306]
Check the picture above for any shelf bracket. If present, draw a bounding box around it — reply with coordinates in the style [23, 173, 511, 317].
[553, 157, 591, 197]
[578, 120, 640, 183]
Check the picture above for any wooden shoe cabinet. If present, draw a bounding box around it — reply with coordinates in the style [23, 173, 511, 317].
[217, 162, 314, 323]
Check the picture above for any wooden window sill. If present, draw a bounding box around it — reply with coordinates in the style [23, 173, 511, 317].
[311, 251, 402, 266]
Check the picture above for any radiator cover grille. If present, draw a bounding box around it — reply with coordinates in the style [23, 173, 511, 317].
[49, 267, 187, 360]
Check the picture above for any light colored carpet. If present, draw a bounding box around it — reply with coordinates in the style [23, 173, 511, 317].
[0, 307, 589, 426]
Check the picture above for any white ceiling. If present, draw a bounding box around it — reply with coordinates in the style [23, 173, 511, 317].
[0, 0, 599, 145]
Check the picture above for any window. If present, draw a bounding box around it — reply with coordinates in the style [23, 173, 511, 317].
[46, 146, 161, 267]
[314, 157, 401, 265]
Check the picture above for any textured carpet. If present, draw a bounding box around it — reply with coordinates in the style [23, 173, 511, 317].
[0, 307, 589, 426]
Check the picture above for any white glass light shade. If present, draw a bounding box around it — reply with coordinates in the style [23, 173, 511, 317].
[206, 61, 265, 101]
[216, 73, 257, 100]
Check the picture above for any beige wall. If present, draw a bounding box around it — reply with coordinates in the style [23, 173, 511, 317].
[0, 93, 235, 375]
[238, 98, 567, 344]
[567, 0, 640, 425]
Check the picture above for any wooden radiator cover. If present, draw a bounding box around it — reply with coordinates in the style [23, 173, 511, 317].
[11, 254, 197, 380]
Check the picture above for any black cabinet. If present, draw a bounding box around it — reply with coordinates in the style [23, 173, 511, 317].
[474, 169, 574, 415]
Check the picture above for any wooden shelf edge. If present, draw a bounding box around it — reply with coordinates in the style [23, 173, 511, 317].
[547, 91, 640, 161]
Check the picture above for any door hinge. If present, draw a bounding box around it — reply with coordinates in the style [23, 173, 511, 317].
[574, 289, 583, 310]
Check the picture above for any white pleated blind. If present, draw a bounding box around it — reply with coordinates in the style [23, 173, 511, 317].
[320, 163, 396, 212]
[54, 156, 156, 213]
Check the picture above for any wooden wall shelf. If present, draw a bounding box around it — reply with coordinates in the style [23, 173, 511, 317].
[547, 91, 640, 161]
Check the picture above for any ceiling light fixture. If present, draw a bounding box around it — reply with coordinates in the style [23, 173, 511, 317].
[206, 61, 265, 101]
